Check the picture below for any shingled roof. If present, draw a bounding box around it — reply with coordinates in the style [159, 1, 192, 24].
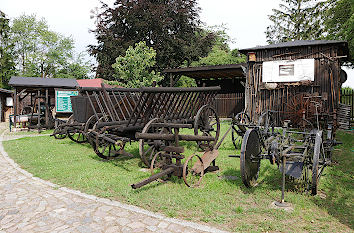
[239, 40, 348, 54]
[9, 77, 78, 88]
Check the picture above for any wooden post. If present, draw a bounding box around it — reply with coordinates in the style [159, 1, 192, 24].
[45, 88, 49, 128]
[13, 88, 17, 131]
[37, 90, 41, 133]
[169, 74, 173, 87]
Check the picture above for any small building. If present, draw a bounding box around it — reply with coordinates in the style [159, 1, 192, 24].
[0, 88, 14, 122]
[9, 77, 78, 131]
[239, 40, 350, 126]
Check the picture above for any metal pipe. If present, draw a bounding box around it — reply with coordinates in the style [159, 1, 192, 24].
[135, 132, 215, 141]
[131, 167, 175, 189]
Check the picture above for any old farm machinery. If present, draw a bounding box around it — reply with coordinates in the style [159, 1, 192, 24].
[226, 99, 340, 205]
[53, 85, 221, 166]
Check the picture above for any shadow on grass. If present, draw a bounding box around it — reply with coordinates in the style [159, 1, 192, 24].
[311, 131, 354, 229]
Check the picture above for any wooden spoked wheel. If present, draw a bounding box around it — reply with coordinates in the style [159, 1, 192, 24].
[240, 129, 261, 188]
[53, 127, 67, 139]
[231, 112, 251, 150]
[183, 154, 204, 188]
[139, 118, 171, 167]
[194, 105, 220, 150]
[67, 128, 87, 143]
[90, 116, 120, 160]
[66, 115, 87, 143]
[83, 114, 101, 143]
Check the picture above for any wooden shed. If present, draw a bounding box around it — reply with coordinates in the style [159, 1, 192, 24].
[239, 40, 350, 126]
[163, 63, 246, 117]
[0, 88, 13, 122]
[9, 77, 78, 131]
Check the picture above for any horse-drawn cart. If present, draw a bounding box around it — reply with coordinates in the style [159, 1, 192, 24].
[53, 85, 221, 169]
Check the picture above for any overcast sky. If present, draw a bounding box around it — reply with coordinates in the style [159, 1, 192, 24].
[1, 0, 353, 87]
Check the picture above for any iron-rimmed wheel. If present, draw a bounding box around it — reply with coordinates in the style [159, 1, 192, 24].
[53, 126, 67, 139]
[231, 112, 251, 150]
[84, 114, 102, 143]
[194, 105, 220, 150]
[150, 152, 171, 182]
[66, 114, 87, 143]
[139, 118, 170, 167]
[67, 127, 87, 143]
[90, 116, 120, 160]
[183, 154, 204, 188]
[240, 129, 261, 188]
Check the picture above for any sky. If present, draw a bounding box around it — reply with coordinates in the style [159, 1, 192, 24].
[1, 0, 353, 87]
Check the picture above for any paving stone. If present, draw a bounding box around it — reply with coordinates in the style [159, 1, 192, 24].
[158, 221, 169, 229]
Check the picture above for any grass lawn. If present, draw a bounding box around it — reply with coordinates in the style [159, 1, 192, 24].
[3, 122, 353, 232]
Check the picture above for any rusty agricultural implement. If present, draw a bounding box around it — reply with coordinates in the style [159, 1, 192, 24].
[224, 101, 340, 205]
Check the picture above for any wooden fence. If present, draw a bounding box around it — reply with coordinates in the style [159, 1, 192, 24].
[340, 88, 354, 120]
[213, 89, 352, 120]
[214, 93, 244, 118]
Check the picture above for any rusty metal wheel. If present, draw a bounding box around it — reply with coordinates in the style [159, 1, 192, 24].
[150, 152, 171, 182]
[183, 154, 204, 187]
[139, 118, 170, 167]
[240, 129, 261, 188]
[194, 105, 220, 150]
[231, 112, 251, 150]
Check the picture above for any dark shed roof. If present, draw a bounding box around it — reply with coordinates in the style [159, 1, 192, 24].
[9, 77, 78, 89]
[239, 40, 348, 54]
[163, 63, 246, 79]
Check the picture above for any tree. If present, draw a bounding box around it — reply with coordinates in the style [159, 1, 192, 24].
[266, 0, 354, 66]
[325, 0, 354, 66]
[10, 14, 90, 78]
[175, 26, 246, 87]
[89, 0, 215, 80]
[111, 41, 163, 87]
[0, 11, 16, 88]
[190, 25, 246, 66]
[56, 53, 92, 79]
[265, 0, 326, 44]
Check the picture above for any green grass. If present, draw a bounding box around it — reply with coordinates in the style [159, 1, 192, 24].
[3, 122, 353, 232]
[6, 129, 53, 136]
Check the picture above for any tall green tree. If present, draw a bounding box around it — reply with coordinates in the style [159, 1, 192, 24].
[111, 41, 163, 87]
[0, 11, 15, 88]
[191, 25, 245, 66]
[89, 0, 215, 80]
[11, 14, 90, 78]
[325, 0, 354, 66]
[265, 0, 326, 43]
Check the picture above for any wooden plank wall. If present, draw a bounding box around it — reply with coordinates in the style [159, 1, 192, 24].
[245, 45, 342, 126]
[214, 93, 244, 118]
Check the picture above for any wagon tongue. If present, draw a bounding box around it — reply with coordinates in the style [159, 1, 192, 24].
[279, 161, 303, 179]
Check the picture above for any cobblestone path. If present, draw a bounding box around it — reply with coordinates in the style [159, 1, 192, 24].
[0, 130, 227, 233]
